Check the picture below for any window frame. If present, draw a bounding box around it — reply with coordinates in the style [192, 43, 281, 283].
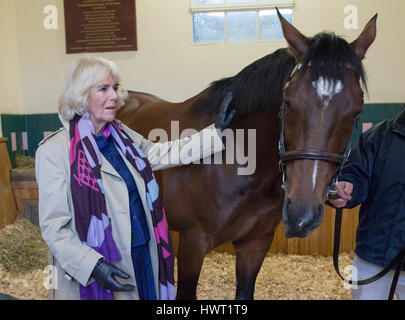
[189, 0, 295, 44]
[190, 0, 294, 13]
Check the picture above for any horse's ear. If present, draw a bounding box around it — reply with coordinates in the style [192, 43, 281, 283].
[277, 7, 309, 62]
[350, 14, 378, 60]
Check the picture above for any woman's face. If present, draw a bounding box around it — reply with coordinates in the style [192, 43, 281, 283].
[87, 75, 119, 135]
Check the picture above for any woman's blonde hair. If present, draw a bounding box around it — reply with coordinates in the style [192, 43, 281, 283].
[58, 56, 128, 120]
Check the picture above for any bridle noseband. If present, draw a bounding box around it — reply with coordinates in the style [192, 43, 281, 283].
[278, 63, 352, 195]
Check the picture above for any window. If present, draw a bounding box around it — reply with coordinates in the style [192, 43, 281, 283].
[191, 0, 294, 44]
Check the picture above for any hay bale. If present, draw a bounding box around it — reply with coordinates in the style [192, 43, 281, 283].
[14, 153, 35, 169]
[0, 216, 48, 275]
[0, 216, 48, 300]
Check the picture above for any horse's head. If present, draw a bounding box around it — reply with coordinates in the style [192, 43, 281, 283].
[277, 10, 377, 238]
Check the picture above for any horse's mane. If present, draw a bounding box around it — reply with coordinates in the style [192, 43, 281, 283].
[193, 32, 367, 116]
[192, 48, 295, 116]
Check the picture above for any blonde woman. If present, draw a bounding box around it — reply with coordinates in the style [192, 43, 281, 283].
[36, 56, 234, 300]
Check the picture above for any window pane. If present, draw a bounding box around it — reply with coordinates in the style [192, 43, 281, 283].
[227, 11, 257, 42]
[260, 9, 292, 40]
[194, 0, 224, 4]
[226, 0, 256, 3]
[193, 12, 225, 43]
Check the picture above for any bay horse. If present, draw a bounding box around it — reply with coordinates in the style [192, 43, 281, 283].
[116, 11, 377, 299]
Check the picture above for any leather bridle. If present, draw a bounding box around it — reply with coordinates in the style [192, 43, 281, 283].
[278, 63, 352, 195]
[278, 64, 405, 300]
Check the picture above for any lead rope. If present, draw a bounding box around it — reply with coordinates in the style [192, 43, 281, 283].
[333, 207, 405, 300]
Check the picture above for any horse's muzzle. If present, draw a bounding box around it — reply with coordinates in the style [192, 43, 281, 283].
[282, 199, 324, 238]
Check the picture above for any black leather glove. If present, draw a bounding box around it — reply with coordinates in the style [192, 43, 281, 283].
[215, 92, 236, 132]
[91, 258, 135, 292]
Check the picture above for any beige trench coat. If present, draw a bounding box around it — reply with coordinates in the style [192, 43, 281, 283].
[35, 114, 224, 300]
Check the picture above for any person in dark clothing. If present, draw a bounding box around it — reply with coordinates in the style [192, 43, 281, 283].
[329, 108, 405, 300]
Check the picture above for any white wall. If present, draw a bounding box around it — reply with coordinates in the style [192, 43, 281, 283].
[0, 0, 20, 113]
[1, 0, 404, 120]
[0, 0, 21, 135]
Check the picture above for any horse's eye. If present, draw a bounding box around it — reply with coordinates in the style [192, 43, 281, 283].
[284, 99, 292, 108]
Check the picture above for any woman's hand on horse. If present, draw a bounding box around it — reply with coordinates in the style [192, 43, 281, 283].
[215, 92, 236, 132]
[329, 181, 353, 208]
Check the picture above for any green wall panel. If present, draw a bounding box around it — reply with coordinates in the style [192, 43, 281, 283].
[351, 103, 405, 142]
[1, 113, 61, 166]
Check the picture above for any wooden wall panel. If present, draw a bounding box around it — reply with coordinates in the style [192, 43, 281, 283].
[0, 138, 18, 228]
[11, 180, 38, 215]
[200, 205, 359, 256]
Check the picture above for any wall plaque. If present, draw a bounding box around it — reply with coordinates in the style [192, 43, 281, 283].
[64, 0, 137, 54]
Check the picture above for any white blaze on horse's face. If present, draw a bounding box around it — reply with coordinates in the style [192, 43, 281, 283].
[312, 160, 319, 191]
[312, 77, 343, 108]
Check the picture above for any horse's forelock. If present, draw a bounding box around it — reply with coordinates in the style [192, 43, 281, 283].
[301, 32, 368, 92]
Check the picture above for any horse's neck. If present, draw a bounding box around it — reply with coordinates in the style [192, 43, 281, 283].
[118, 90, 213, 138]
[126, 90, 167, 107]
[121, 89, 280, 139]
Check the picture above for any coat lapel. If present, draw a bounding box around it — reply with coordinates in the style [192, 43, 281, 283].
[100, 154, 121, 178]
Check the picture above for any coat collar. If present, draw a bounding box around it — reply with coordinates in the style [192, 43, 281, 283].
[59, 112, 70, 131]
[59, 113, 123, 134]
[392, 108, 405, 137]
[60, 113, 123, 178]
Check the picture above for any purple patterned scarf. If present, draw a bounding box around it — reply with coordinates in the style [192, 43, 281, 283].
[70, 115, 175, 300]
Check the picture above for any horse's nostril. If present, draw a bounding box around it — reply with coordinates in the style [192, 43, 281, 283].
[283, 198, 291, 216]
[283, 199, 323, 238]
